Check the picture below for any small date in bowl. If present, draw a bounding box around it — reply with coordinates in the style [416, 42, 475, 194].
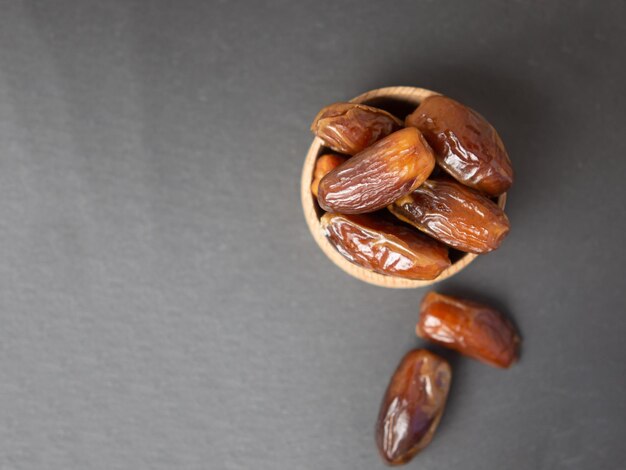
[300, 86, 507, 288]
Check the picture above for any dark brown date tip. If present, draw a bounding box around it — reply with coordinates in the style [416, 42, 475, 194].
[418, 292, 521, 368]
[376, 349, 451, 465]
[310, 153, 347, 198]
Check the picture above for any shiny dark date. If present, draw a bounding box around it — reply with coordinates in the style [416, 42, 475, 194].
[405, 95, 513, 196]
[311, 102, 402, 155]
[417, 292, 520, 368]
[376, 349, 451, 465]
[321, 212, 450, 280]
[389, 178, 510, 254]
[318, 127, 435, 214]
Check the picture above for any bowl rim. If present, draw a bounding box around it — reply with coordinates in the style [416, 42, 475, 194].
[300, 86, 507, 288]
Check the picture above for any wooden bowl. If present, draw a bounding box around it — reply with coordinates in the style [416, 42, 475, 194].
[301, 86, 507, 288]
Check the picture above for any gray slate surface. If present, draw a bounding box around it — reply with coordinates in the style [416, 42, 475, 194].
[0, 1, 625, 469]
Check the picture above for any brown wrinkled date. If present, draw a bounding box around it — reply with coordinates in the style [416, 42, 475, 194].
[321, 213, 450, 280]
[417, 292, 520, 368]
[311, 102, 402, 155]
[389, 178, 510, 253]
[317, 127, 435, 214]
[376, 349, 451, 466]
[310, 154, 347, 198]
[406, 95, 513, 196]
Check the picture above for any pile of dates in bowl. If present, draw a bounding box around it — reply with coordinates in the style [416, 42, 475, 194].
[301, 87, 513, 287]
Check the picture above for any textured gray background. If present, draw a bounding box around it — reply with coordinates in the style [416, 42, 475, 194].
[0, 1, 624, 469]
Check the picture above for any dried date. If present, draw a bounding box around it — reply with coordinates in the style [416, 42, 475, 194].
[310, 154, 347, 198]
[405, 95, 513, 196]
[376, 349, 451, 465]
[318, 127, 435, 214]
[311, 102, 402, 155]
[321, 212, 450, 280]
[417, 292, 520, 368]
[389, 178, 510, 253]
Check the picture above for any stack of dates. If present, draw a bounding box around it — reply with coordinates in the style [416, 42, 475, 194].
[310, 95, 513, 280]
[310, 96, 521, 466]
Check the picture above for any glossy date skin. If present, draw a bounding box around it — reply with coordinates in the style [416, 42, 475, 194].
[310, 154, 347, 198]
[389, 178, 510, 254]
[318, 127, 435, 214]
[417, 292, 520, 368]
[311, 102, 402, 155]
[376, 349, 451, 466]
[405, 95, 513, 196]
[321, 213, 450, 280]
